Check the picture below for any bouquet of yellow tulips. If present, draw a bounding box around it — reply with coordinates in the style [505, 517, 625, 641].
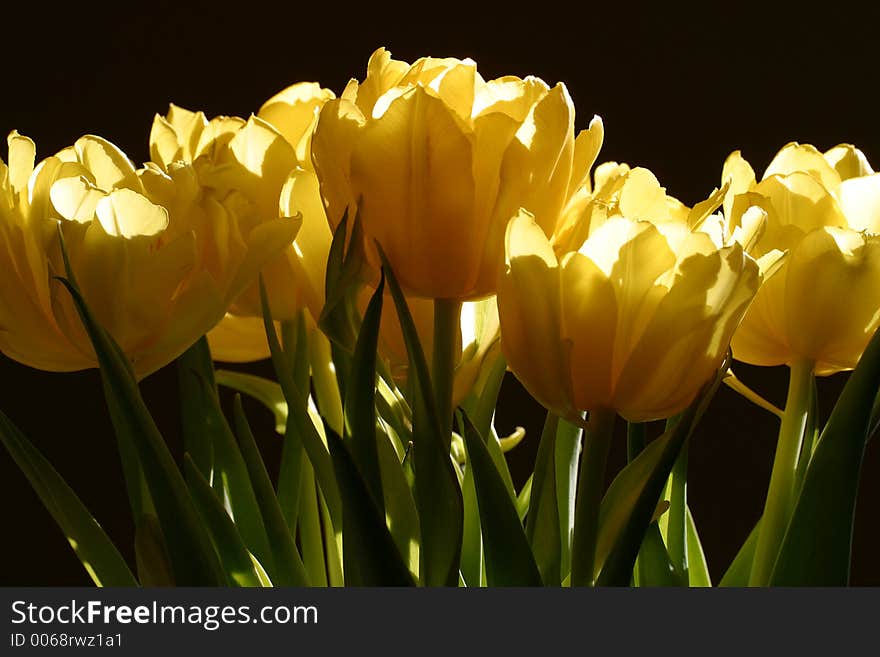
[2, 47, 879, 587]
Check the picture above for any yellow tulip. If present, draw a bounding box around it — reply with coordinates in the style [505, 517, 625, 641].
[0, 133, 296, 378]
[149, 85, 335, 362]
[498, 181, 760, 422]
[312, 47, 603, 300]
[723, 143, 880, 374]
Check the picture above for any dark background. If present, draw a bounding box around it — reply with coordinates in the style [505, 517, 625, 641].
[1, 2, 878, 585]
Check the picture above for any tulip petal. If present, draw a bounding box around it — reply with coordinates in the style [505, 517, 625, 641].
[95, 188, 169, 238]
[72, 135, 139, 191]
[763, 142, 841, 193]
[312, 98, 365, 230]
[258, 82, 335, 162]
[824, 144, 874, 180]
[839, 173, 880, 233]
[785, 227, 880, 373]
[499, 211, 573, 417]
[560, 251, 617, 412]
[349, 85, 476, 298]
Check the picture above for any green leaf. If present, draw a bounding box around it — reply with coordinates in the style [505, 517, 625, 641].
[594, 404, 698, 586]
[686, 506, 711, 587]
[555, 417, 582, 581]
[486, 424, 516, 502]
[183, 455, 266, 587]
[260, 278, 342, 532]
[326, 428, 415, 586]
[196, 375, 275, 576]
[594, 361, 726, 587]
[177, 337, 217, 480]
[297, 462, 328, 586]
[216, 370, 288, 435]
[517, 475, 533, 523]
[636, 523, 680, 586]
[771, 328, 880, 585]
[376, 420, 421, 578]
[460, 441, 483, 587]
[460, 412, 542, 586]
[319, 209, 364, 351]
[134, 515, 174, 586]
[0, 409, 138, 587]
[233, 396, 309, 586]
[343, 272, 385, 513]
[720, 518, 760, 587]
[526, 412, 563, 585]
[378, 247, 463, 587]
[56, 276, 225, 586]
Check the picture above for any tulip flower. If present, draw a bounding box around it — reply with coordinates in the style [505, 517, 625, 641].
[723, 143, 880, 375]
[0, 133, 296, 378]
[311, 47, 603, 301]
[498, 176, 761, 423]
[719, 142, 880, 585]
[149, 86, 335, 361]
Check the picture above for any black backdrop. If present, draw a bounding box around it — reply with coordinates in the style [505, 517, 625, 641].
[1, 2, 878, 585]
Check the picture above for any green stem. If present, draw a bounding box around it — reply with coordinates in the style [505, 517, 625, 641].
[749, 359, 814, 586]
[668, 440, 689, 584]
[570, 408, 616, 586]
[626, 422, 647, 463]
[432, 299, 462, 446]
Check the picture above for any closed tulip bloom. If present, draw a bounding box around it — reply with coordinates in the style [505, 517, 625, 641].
[724, 143, 880, 374]
[312, 47, 603, 300]
[498, 188, 760, 422]
[0, 133, 296, 378]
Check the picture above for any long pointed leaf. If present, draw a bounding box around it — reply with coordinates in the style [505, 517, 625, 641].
[526, 412, 562, 585]
[720, 518, 760, 586]
[177, 337, 217, 480]
[378, 248, 463, 587]
[260, 278, 342, 531]
[343, 272, 385, 512]
[686, 506, 711, 586]
[327, 429, 415, 586]
[56, 277, 224, 586]
[0, 410, 137, 586]
[196, 375, 275, 575]
[183, 455, 266, 587]
[233, 397, 309, 586]
[771, 326, 880, 585]
[595, 403, 698, 586]
[460, 413, 542, 586]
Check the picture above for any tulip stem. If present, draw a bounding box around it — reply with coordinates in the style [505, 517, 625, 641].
[749, 359, 814, 586]
[668, 440, 689, 585]
[432, 299, 462, 445]
[570, 408, 616, 586]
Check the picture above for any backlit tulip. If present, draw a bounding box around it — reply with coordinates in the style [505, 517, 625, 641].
[498, 181, 760, 422]
[723, 143, 880, 374]
[0, 133, 296, 378]
[149, 85, 335, 361]
[312, 47, 603, 300]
